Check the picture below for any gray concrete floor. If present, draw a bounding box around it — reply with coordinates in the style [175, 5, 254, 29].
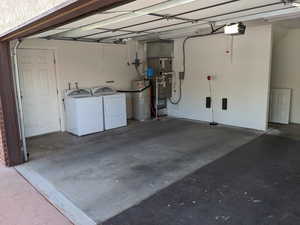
[102, 123, 300, 225]
[17, 118, 262, 225]
[268, 123, 300, 141]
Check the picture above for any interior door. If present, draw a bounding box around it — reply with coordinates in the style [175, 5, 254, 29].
[18, 49, 61, 137]
[269, 88, 291, 124]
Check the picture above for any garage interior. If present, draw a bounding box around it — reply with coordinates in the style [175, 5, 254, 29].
[5, 0, 300, 224]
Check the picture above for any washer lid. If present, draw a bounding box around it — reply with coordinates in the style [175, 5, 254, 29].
[92, 86, 117, 96]
[65, 88, 92, 98]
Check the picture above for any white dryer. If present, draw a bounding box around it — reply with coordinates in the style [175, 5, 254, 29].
[65, 88, 104, 136]
[103, 93, 127, 130]
[92, 87, 127, 130]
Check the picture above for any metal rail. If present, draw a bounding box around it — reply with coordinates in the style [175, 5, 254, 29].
[95, 1, 286, 41]
[46, 0, 240, 39]
[102, 5, 293, 42]
[45, 1, 291, 43]
[42, 36, 127, 44]
[12, 40, 28, 162]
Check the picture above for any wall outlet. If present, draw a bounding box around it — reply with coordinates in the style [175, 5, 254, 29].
[206, 97, 211, 108]
[222, 98, 228, 110]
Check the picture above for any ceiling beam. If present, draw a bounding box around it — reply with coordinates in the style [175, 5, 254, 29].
[96, 1, 288, 41]
[46, 0, 240, 40]
[0, 0, 134, 41]
[149, 13, 195, 22]
[42, 36, 124, 44]
[71, 27, 150, 39]
[49, 0, 211, 38]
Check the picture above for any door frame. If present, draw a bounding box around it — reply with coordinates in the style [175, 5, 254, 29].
[17, 47, 62, 138]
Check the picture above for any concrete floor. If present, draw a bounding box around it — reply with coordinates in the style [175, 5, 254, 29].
[103, 123, 300, 225]
[16, 118, 262, 225]
[269, 123, 300, 141]
[0, 165, 72, 225]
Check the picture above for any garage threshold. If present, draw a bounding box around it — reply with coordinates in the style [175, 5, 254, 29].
[15, 118, 262, 225]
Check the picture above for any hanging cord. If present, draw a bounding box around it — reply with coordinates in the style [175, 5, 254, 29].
[168, 25, 225, 105]
[169, 73, 183, 104]
[134, 53, 144, 79]
[168, 37, 186, 105]
[135, 64, 144, 79]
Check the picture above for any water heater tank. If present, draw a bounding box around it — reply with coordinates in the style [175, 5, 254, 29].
[132, 80, 151, 121]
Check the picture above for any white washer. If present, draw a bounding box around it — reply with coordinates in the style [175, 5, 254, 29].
[65, 88, 104, 136]
[92, 87, 127, 130]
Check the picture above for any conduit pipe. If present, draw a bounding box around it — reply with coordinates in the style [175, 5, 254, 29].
[169, 28, 224, 105]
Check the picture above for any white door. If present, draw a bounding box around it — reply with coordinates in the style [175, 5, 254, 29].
[18, 49, 61, 137]
[269, 88, 291, 124]
[103, 94, 127, 130]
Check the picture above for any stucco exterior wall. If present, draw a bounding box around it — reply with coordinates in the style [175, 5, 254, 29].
[0, 0, 72, 34]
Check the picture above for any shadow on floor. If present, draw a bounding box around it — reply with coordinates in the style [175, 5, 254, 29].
[18, 118, 261, 224]
[103, 125, 300, 225]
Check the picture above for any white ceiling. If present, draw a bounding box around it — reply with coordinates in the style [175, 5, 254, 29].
[29, 0, 300, 42]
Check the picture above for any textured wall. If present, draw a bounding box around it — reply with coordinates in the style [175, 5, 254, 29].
[18, 39, 141, 133]
[271, 27, 300, 124]
[168, 24, 272, 131]
[0, 0, 70, 34]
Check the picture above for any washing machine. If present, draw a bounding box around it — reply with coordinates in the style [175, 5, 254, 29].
[92, 86, 127, 130]
[65, 88, 104, 136]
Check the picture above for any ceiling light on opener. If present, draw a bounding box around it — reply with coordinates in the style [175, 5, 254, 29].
[224, 22, 246, 35]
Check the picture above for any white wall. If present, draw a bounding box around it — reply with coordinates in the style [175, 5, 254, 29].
[271, 27, 300, 124]
[19, 39, 141, 129]
[168, 24, 273, 131]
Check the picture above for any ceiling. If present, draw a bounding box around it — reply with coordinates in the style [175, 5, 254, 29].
[28, 0, 300, 43]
